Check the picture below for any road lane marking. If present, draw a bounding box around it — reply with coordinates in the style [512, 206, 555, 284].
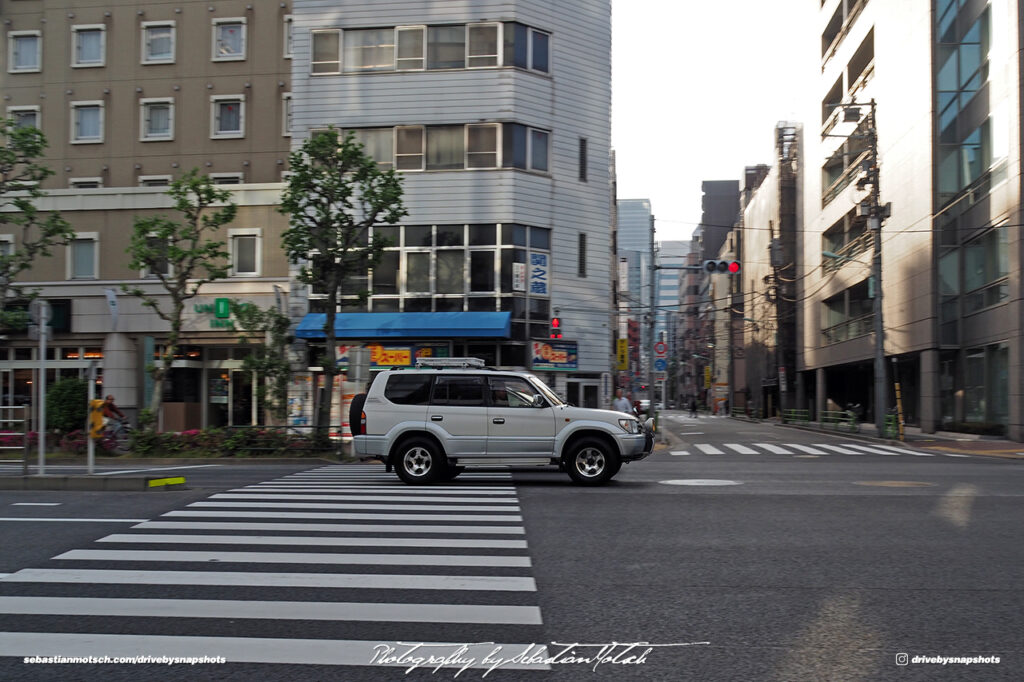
[243, 485, 517, 493]
[97, 534, 528, 549]
[54, 549, 531, 567]
[0, 633, 551, 670]
[97, 464, 222, 476]
[669, 451, 691, 456]
[162, 510, 524, 522]
[723, 444, 758, 454]
[11, 503, 61, 506]
[660, 479, 741, 486]
[755, 443, 793, 455]
[0, 596, 542, 625]
[132, 521, 525, 534]
[695, 444, 724, 455]
[933, 484, 978, 529]
[0, 518, 148, 523]
[0, 568, 537, 592]
[188, 501, 522, 512]
[787, 444, 828, 455]
[842, 444, 901, 456]
[814, 444, 864, 455]
[211, 493, 520, 503]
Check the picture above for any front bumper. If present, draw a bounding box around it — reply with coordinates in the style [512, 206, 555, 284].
[619, 431, 654, 462]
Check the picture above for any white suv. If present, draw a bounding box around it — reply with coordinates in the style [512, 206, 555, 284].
[352, 359, 654, 485]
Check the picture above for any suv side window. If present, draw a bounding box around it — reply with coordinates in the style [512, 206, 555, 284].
[489, 376, 542, 407]
[384, 374, 433, 405]
[431, 375, 486, 406]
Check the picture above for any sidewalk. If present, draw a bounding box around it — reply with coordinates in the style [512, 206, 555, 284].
[769, 418, 1024, 459]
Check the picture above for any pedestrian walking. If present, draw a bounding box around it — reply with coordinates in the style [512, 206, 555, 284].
[689, 398, 697, 418]
[612, 389, 633, 414]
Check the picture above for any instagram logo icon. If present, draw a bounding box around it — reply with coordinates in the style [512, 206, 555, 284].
[896, 653, 909, 666]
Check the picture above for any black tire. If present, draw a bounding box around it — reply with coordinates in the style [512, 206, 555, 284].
[564, 437, 620, 485]
[348, 393, 367, 436]
[442, 465, 465, 481]
[394, 438, 445, 485]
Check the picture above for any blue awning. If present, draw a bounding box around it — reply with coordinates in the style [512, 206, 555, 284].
[295, 312, 511, 339]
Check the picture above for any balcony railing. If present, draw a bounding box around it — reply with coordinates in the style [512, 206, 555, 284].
[822, 230, 872, 273]
[821, 313, 873, 345]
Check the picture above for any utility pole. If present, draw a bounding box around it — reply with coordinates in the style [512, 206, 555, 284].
[648, 213, 656, 405]
[867, 99, 887, 437]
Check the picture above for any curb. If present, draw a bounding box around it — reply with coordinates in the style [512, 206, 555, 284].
[0, 475, 189, 491]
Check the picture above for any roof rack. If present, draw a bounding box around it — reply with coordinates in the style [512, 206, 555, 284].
[414, 357, 486, 369]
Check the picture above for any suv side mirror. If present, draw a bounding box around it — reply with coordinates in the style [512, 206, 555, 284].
[532, 394, 546, 408]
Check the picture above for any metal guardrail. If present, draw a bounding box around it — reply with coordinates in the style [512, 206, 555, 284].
[782, 409, 811, 425]
[820, 410, 859, 432]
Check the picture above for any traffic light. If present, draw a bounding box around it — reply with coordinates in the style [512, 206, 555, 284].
[703, 259, 741, 275]
[549, 316, 562, 339]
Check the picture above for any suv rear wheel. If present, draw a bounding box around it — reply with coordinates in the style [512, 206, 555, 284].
[564, 437, 620, 485]
[394, 438, 445, 485]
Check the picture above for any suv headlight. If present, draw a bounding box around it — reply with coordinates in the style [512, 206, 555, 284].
[618, 418, 641, 434]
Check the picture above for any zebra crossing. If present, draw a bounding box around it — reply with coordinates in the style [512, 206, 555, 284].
[671, 442, 958, 457]
[0, 465, 551, 672]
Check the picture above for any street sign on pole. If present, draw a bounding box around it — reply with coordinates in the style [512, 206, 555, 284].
[654, 341, 667, 357]
[654, 358, 667, 372]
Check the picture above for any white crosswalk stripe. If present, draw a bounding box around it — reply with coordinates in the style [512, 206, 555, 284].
[695, 443, 724, 455]
[723, 443, 758, 454]
[841, 443, 900, 456]
[813, 444, 866, 455]
[785, 444, 828, 455]
[754, 443, 793, 455]
[0, 464, 549, 672]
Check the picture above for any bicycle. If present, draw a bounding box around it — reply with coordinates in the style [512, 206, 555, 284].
[100, 419, 133, 455]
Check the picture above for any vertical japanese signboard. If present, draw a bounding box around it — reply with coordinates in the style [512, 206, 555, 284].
[530, 253, 548, 295]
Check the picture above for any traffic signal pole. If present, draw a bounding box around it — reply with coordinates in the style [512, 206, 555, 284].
[648, 214, 656, 408]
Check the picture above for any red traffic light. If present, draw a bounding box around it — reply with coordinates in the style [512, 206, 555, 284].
[728, 261, 741, 274]
[549, 317, 562, 339]
[703, 260, 741, 274]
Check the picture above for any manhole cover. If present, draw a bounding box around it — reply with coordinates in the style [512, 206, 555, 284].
[660, 479, 741, 486]
[854, 481, 935, 488]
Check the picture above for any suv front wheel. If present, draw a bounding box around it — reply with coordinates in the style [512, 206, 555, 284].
[394, 438, 445, 485]
[564, 437, 620, 485]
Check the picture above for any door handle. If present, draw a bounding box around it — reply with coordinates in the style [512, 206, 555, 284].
[492, 418, 505, 424]
[431, 415, 443, 421]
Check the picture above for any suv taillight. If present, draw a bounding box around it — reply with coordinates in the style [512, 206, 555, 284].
[359, 410, 366, 435]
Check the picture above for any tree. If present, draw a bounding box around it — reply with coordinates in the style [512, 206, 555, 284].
[123, 170, 236, 429]
[0, 118, 74, 330]
[231, 300, 292, 422]
[46, 377, 88, 435]
[280, 129, 406, 438]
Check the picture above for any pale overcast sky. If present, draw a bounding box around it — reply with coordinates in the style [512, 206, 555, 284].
[612, 2, 816, 242]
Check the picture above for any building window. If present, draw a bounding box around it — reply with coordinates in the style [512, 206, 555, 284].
[140, 98, 174, 141]
[8, 31, 41, 73]
[282, 93, 292, 137]
[0, 236, 13, 257]
[395, 126, 425, 170]
[578, 233, 587, 277]
[343, 28, 395, 72]
[229, 229, 261, 276]
[138, 175, 171, 187]
[529, 129, 549, 172]
[6, 106, 39, 129]
[426, 126, 464, 171]
[963, 225, 1008, 313]
[466, 23, 500, 68]
[348, 128, 393, 170]
[311, 29, 341, 74]
[502, 124, 549, 173]
[396, 26, 425, 70]
[70, 101, 104, 144]
[283, 15, 293, 59]
[142, 21, 175, 63]
[210, 96, 245, 139]
[68, 234, 98, 279]
[212, 18, 246, 61]
[69, 177, 103, 189]
[210, 173, 244, 185]
[469, 251, 496, 292]
[427, 26, 465, 69]
[467, 124, 499, 168]
[530, 29, 549, 72]
[578, 138, 588, 181]
[143, 236, 171, 278]
[72, 26, 105, 68]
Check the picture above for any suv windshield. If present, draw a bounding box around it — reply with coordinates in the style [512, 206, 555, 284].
[528, 376, 565, 406]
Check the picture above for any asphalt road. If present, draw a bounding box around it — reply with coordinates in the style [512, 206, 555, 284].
[0, 414, 1020, 681]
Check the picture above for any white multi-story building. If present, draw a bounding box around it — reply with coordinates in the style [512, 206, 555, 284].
[288, 1, 613, 408]
[799, 0, 1023, 439]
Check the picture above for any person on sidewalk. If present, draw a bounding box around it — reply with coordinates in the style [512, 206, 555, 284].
[612, 389, 633, 414]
